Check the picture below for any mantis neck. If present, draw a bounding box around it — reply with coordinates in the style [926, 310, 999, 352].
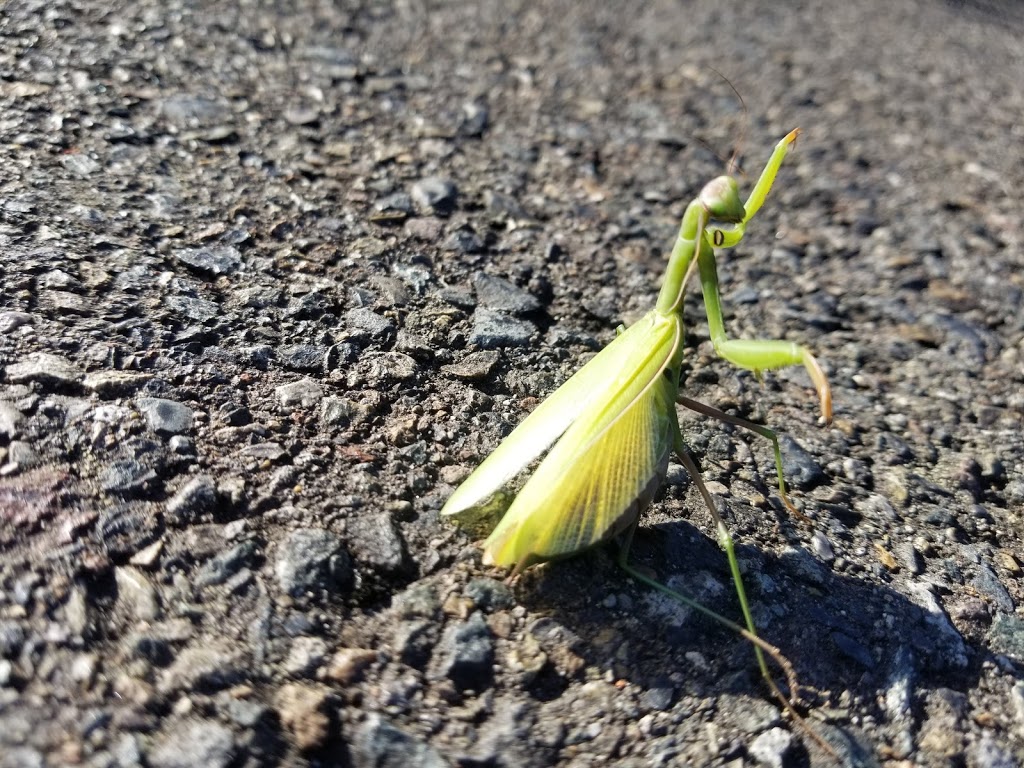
[655, 200, 704, 316]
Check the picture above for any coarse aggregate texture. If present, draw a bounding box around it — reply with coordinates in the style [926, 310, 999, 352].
[2, 0, 1024, 766]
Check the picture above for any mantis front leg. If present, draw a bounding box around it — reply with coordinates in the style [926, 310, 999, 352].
[696, 243, 833, 423]
[668, 129, 833, 424]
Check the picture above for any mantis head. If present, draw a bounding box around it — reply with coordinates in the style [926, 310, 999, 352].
[699, 176, 746, 223]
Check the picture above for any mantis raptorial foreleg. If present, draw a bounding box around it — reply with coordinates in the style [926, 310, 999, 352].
[696, 130, 833, 424]
[697, 249, 833, 423]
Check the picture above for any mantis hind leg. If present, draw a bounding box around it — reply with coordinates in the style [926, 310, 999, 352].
[677, 394, 801, 517]
[615, 428, 800, 706]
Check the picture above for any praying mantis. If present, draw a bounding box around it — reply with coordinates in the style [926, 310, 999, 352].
[442, 129, 832, 716]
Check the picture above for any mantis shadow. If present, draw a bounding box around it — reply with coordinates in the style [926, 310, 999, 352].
[511, 514, 998, 762]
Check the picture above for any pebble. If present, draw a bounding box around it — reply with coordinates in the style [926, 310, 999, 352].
[748, 727, 793, 768]
[905, 581, 969, 668]
[0, 402, 22, 439]
[351, 352, 418, 387]
[403, 217, 445, 241]
[353, 713, 451, 768]
[279, 344, 328, 371]
[160, 94, 229, 125]
[779, 435, 826, 489]
[225, 697, 269, 729]
[392, 583, 442, 620]
[101, 459, 158, 495]
[165, 475, 217, 525]
[779, 546, 828, 587]
[147, 719, 235, 768]
[83, 370, 153, 396]
[469, 308, 535, 348]
[441, 350, 500, 380]
[276, 683, 333, 751]
[437, 612, 494, 691]
[0, 311, 33, 333]
[346, 513, 408, 574]
[275, 528, 353, 597]
[98, 502, 160, 556]
[64, 586, 90, 636]
[810, 530, 835, 563]
[284, 636, 328, 677]
[240, 442, 288, 462]
[472, 272, 541, 314]
[5, 441, 39, 470]
[639, 686, 674, 712]
[195, 540, 257, 587]
[465, 578, 515, 612]
[442, 227, 483, 253]
[883, 645, 916, 721]
[988, 613, 1024, 661]
[320, 396, 355, 426]
[373, 192, 414, 218]
[175, 245, 242, 276]
[136, 397, 194, 435]
[410, 177, 458, 215]
[322, 648, 377, 684]
[459, 101, 489, 136]
[159, 643, 243, 693]
[276, 378, 324, 409]
[115, 566, 161, 622]
[971, 563, 1014, 613]
[165, 294, 220, 322]
[345, 308, 395, 340]
[918, 688, 967, 758]
[5, 352, 82, 388]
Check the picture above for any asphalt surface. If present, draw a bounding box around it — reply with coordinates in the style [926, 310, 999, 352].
[2, 0, 1024, 766]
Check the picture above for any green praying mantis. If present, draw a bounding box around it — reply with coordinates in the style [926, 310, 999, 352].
[442, 129, 832, 718]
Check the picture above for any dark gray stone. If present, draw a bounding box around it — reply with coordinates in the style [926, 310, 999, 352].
[780, 435, 826, 489]
[165, 475, 217, 525]
[275, 528, 353, 597]
[347, 513, 408, 574]
[469, 308, 535, 348]
[410, 177, 458, 215]
[5, 353, 82, 388]
[276, 378, 323, 409]
[465, 578, 514, 611]
[175, 245, 242, 276]
[971, 563, 1014, 613]
[136, 397, 194, 435]
[101, 459, 158, 495]
[345, 308, 395, 340]
[439, 612, 494, 691]
[196, 540, 257, 587]
[472, 272, 541, 314]
[164, 294, 220, 322]
[279, 344, 328, 371]
[353, 714, 451, 768]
